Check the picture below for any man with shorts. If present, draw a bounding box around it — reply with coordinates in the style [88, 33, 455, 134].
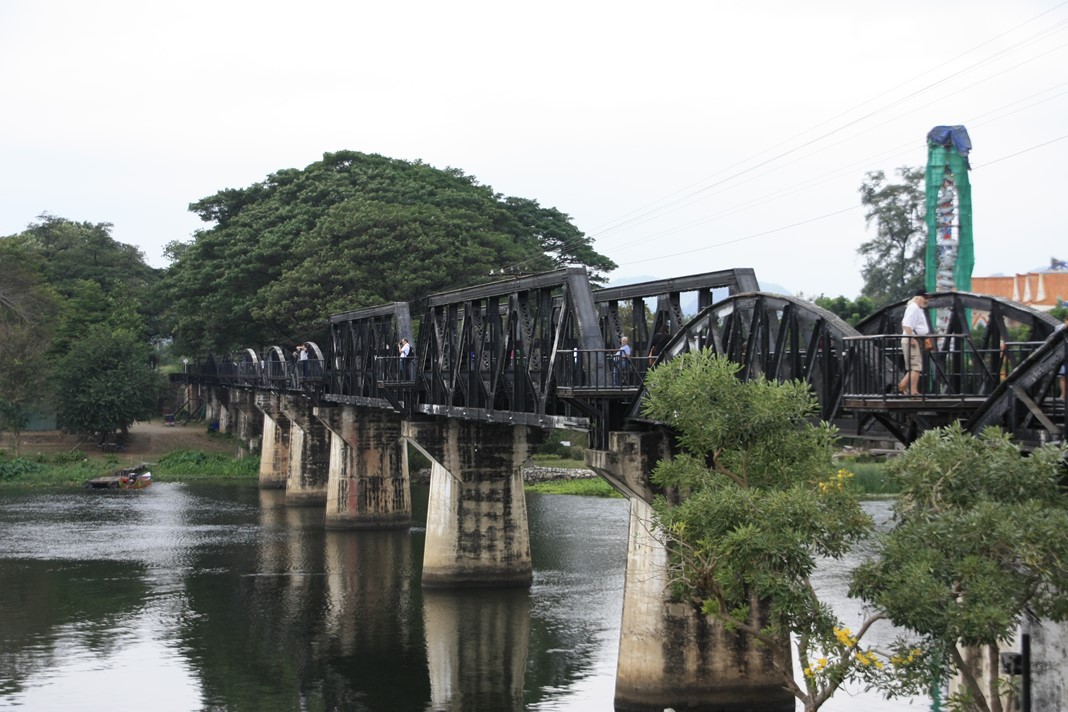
[898, 290, 931, 395]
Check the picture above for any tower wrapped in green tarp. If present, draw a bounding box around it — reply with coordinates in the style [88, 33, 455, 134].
[925, 125, 974, 295]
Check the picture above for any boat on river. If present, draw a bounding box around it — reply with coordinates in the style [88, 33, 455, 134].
[85, 464, 152, 490]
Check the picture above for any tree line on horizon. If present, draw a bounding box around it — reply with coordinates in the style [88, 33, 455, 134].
[0, 151, 929, 446]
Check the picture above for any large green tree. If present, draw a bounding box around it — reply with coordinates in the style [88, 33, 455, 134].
[852, 424, 1068, 712]
[857, 166, 926, 306]
[161, 151, 617, 354]
[812, 294, 876, 326]
[0, 241, 61, 453]
[13, 214, 163, 349]
[54, 326, 162, 442]
[642, 351, 891, 711]
[2, 217, 163, 443]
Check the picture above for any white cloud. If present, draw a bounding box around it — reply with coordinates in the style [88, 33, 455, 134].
[1, 0, 1065, 299]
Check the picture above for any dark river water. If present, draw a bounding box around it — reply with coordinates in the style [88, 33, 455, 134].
[0, 484, 929, 711]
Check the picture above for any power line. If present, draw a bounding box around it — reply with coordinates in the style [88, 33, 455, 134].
[503, 4, 1068, 276]
[584, 3, 1068, 242]
[612, 132, 1067, 269]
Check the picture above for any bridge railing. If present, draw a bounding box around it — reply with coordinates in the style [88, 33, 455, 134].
[843, 333, 1046, 399]
[555, 349, 647, 391]
[193, 357, 327, 393]
[374, 355, 416, 384]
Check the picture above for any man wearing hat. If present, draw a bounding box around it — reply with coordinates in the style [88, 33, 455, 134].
[898, 289, 932, 395]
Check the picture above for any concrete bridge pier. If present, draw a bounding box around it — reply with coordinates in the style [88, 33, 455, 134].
[588, 432, 794, 712]
[205, 387, 228, 432]
[315, 405, 411, 530]
[229, 389, 262, 457]
[277, 395, 331, 506]
[254, 393, 291, 489]
[403, 419, 536, 588]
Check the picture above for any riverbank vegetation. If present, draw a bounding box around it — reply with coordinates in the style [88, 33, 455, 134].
[525, 477, 619, 497]
[0, 446, 259, 487]
[643, 351, 1068, 712]
[1, 440, 892, 495]
[152, 449, 259, 480]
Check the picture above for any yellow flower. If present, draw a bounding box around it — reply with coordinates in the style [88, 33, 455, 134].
[833, 627, 856, 647]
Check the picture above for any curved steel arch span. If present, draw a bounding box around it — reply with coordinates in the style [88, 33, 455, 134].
[856, 291, 1059, 342]
[628, 292, 863, 423]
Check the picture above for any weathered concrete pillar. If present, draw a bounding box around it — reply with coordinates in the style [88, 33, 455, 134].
[255, 393, 290, 489]
[1032, 619, 1068, 710]
[316, 405, 411, 530]
[423, 588, 530, 710]
[218, 389, 235, 434]
[588, 431, 794, 712]
[206, 387, 227, 429]
[404, 418, 534, 588]
[953, 620, 1068, 712]
[278, 395, 330, 506]
[230, 389, 263, 457]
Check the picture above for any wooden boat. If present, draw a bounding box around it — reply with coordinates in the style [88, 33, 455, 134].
[85, 463, 153, 490]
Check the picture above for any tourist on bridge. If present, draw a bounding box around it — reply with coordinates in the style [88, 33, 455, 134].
[898, 290, 932, 396]
[648, 325, 671, 366]
[398, 338, 413, 380]
[613, 336, 631, 386]
[298, 342, 310, 379]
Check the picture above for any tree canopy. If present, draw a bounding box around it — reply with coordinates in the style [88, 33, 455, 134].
[0, 217, 163, 444]
[642, 351, 879, 711]
[54, 326, 162, 441]
[852, 424, 1068, 712]
[643, 350, 1068, 711]
[812, 294, 876, 326]
[0, 240, 62, 452]
[161, 151, 617, 354]
[857, 166, 926, 306]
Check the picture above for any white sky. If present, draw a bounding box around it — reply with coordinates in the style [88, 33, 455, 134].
[1, 0, 1065, 299]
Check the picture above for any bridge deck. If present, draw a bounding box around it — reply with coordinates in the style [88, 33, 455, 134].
[843, 395, 988, 413]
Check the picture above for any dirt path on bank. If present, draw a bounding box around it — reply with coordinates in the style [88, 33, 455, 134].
[12, 420, 240, 465]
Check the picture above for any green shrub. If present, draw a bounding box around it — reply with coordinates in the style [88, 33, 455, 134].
[525, 477, 620, 497]
[0, 458, 43, 481]
[154, 449, 258, 479]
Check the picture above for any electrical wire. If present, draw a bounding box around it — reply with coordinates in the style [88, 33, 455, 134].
[500, 4, 1068, 275]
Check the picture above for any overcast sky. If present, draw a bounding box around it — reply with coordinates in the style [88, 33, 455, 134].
[1, 0, 1065, 298]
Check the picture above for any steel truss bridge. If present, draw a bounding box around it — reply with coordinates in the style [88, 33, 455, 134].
[187, 267, 1068, 450]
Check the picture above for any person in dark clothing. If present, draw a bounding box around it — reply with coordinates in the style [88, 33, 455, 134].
[648, 325, 671, 366]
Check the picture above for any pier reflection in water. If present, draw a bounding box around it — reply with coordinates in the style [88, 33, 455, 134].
[0, 484, 926, 711]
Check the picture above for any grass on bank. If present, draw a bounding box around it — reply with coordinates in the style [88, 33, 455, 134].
[1, 443, 893, 495]
[525, 477, 621, 497]
[0, 447, 259, 487]
[152, 449, 259, 481]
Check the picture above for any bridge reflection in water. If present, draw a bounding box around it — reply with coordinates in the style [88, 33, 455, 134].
[181, 267, 1068, 711]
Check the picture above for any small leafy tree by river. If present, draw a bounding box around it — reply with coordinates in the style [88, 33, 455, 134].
[852, 424, 1068, 712]
[645, 351, 1068, 711]
[55, 326, 162, 443]
[642, 351, 900, 711]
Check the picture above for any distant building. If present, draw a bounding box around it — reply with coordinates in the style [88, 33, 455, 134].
[971, 271, 1068, 311]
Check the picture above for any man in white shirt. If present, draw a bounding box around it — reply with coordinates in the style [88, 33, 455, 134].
[898, 290, 931, 395]
[398, 338, 413, 380]
[613, 336, 631, 386]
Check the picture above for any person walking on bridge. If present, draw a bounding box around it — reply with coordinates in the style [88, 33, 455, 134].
[648, 325, 671, 366]
[898, 290, 931, 396]
[398, 338, 413, 380]
[613, 336, 631, 386]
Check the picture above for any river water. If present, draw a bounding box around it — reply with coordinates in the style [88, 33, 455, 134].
[0, 484, 930, 711]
